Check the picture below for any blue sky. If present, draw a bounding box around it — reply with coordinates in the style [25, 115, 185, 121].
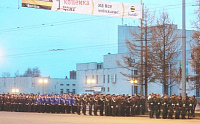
[0, 0, 198, 78]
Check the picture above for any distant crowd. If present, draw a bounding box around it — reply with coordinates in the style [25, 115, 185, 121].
[0, 93, 197, 119]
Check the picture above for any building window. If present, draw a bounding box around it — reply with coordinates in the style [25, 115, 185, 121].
[97, 64, 102, 69]
[111, 74, 117, 84]
[108, 87, 110, 92]
[32, 82, 35, 88]
[134, 86, 138, 95]
[103, 75, 105, 83]
[72, 84, 75, 86]
[72, 89, 76, 94]
[66, 89, 70, 93]
[4, 78, 6, 87]
[134, 70, 138, 75]
[60, 89, 64, 94]
[66, 84, 70, 86]
[114, 74, 117, 83]
[60, 84, 64, 86]
[102, 87, 105, 92]
[108, 75, 110, 83]
[85, 76, 88, 84]
[92, 75, 94, 79]
[96, 75, 98, 84]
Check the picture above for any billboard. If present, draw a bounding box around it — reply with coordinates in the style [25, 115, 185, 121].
[22, 0, 142, 18]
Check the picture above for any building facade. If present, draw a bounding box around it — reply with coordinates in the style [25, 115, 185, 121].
[1, 25, 198, 97]
[76, 25, 199, 97]
[0, 77, 76, 95]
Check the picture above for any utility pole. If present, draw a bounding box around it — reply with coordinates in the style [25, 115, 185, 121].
[182, 0, 186, 97]
[140, 0, 144, 96]
[144, 16, 148, 102]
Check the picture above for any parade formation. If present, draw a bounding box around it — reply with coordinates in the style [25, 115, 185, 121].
[0, 93, 197, 119]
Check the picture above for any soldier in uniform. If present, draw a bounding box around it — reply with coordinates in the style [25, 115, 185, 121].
[135, 95, 140, 115]
[33, 95, 39, 112]
[121, 95, 126, 116]
[27, 96, 32, 112]
[126, 96, 131, 116]
[131, 96, 136, 116]
[76, 95, 81, 115]
[111, 95, 117, 116]
[71, 95, 77, 114]
[93, 95, 99, 116]
[154, 94, 161, 119]
[191, 95, 197, 117]
[2, 94, 6, 111]
[45, 95, 51, 113]
[161, 95, 168, 119]
[57, 96, 62, 113]
[99, 94, 104, 116]
[181, 96, 188, 119]
[6, 95, 11, 111]
[188, 97, 194, 119]
[148, 94, 155, 118]
[54, 95, 59, 113]
[116, 95, 122, 116]
[168, 94, 176, 119]
[105, 95, 110, 116]
[140, 96, 146, 115]
[82, 95, 87, 115]
[10, 95, 15, 112]
[88, 95, 94, 115]
[60, 96, 65, 113]
[65, 95, 71, 114]
[174, 95, 182, 119]
[50, 95, 56, 113]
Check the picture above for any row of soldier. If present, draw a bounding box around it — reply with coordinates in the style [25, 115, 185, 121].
[0, 93, 197, 118]
[148, 93, 197, 119]
[0, 93, 146, 116]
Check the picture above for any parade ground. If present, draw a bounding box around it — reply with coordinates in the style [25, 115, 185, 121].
[0, 112, 200, 124]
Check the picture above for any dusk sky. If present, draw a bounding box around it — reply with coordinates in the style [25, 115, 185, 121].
[0, 0, 197, 78]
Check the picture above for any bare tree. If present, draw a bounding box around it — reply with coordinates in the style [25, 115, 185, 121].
[189, 0, 200, 91]
[117, 7, 155, 100]
[149, 11, 180, 95]
[1, 72, 11, 77]
[23, 67, 41, 77]
[14, 70, 20, 77]
[32, 67, 41, 77]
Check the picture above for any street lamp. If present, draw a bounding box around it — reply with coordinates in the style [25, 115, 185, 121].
[130, 79, 138, 84]
[39, 79, 48, 95]
[87, 79, 96, 94]
[87, 79, 96, 84]
[130, 79, 138, 96]
[11, 88, 19, 94]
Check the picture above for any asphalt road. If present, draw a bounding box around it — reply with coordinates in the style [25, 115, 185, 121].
[0, 112, 200, 124]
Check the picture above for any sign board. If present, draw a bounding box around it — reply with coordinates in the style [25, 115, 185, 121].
[22, 0, 142, 18]
[93, 87, 102, 92]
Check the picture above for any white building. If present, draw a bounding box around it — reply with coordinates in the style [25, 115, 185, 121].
[1, 25, 198, 98]
[0, 77, 76, 95]
[76, 25, 199, 97]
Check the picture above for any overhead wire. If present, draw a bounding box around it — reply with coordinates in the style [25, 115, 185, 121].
[0, 1, 197, 60]
[0, 42, 119, 59]
[0, 1, 196, 34]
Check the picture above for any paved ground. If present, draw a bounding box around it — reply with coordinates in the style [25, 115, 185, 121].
[0, 112, 200, 124]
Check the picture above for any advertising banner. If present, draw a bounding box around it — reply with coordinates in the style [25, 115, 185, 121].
[22, 0, 142, 18]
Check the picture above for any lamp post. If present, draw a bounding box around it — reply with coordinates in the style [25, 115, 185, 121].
[39, 79, 48, 95]
[130, 79, 138, 96]
[87, 79, 96, 94]
[11, 88, 19, 94]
